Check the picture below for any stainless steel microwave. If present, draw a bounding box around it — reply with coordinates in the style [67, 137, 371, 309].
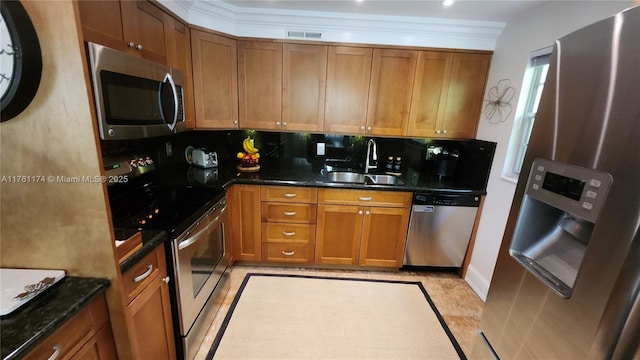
[87, 42, 187, 140]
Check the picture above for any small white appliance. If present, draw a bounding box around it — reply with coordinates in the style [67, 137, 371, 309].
[186, 146, 218, 168]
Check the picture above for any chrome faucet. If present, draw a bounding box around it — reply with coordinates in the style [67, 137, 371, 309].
[365, 139, 377, 173]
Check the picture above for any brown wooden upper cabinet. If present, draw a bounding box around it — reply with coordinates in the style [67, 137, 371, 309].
[324, 46, 373, 134]
[237, 42, 328, 132]
[191, 30, 239, 129]
[366, 49, 417, 136]
[407, 51, 491, 139]
[77, 0, 168, 64]
[238, 41, 283, 130]
[282, 44, 328, 132]
[164, 16, 195, 128]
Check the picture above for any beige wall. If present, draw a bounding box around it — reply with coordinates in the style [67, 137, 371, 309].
[0, 1, 115, 277]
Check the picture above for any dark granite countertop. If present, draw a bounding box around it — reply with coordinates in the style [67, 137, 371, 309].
[1, 277, 110, 360]
[151, 158, 487, 196]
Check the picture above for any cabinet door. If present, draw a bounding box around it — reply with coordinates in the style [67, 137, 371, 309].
[282, 44, 327, 132]
[315, 204, 362, 265]
[366, 49, 417, 136]
[238, 41, 282, 130]
[324, 46, 373, 134]
[406, 51, 453, 137]
[440, 53, 491, 139]
[359, 206, 410, 268]
[191, 30, 239, 129]
[120, 1, 168, 64]
[127, 270, 176, 360]
[77, 0, 126, 52]
[70, 325, 118, 360]
[229, 185, 262, 261]
[164, 16, 195, 128]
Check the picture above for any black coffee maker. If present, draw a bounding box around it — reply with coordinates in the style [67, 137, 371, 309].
[425, 146, 460, 180]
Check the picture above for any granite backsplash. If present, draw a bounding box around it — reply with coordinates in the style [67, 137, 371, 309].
[100, 130, 496, 192]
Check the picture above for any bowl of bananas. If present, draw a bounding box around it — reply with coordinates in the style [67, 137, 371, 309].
[237, 137, 261, 172]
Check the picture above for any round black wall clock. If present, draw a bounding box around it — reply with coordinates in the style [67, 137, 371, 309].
[1, 0, 42, 122]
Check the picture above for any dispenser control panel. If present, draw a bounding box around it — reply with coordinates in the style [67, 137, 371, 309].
[525, 158, 612, 223]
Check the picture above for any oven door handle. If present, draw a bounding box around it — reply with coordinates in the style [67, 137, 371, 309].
[178, 206, 226, 251]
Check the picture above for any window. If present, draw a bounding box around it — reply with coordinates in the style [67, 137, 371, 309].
[505, 47, 552, 179]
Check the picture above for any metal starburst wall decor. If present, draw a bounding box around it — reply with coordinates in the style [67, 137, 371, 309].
[483, 79, 516, 124]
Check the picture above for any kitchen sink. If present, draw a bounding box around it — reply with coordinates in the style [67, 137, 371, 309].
[326, 171, 366, 184]
[364, 174, 399, 185]
[325, 172, 400, 185]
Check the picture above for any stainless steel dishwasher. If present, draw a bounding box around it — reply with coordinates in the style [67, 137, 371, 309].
[403, 193, 480, 268]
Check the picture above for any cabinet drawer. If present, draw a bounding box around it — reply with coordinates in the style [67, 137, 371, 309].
[23, 295, 109, 360]
[122, 247, 162, 303]
[262, 223, 316, 244]
[261, 186, 317, 203]
[262, 243, 314, 263]
[318, 188, 412, 207]
[261, 203, 317, 223]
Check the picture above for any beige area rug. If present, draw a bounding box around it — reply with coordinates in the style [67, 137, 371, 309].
[206, 274, 466, 360]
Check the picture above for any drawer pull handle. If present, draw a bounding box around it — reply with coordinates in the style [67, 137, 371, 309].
[283, 211, 297, 216]
[282, 231, 296, 236]
[281, 250, 295, 256]
[134, 265, 153, 283]
[48, 344, 61, 360]
[283, 193, 297, 198]
[359, 196, 372, 201]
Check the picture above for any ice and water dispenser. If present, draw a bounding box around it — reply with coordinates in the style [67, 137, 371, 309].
[509, 158, 612, 298]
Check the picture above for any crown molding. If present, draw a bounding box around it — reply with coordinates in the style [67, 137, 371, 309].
[158, 0, 505, 50]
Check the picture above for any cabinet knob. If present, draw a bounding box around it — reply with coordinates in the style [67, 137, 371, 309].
[358, 210, 363, 215]
[442, 129, 447, 134]
[276, 121, 281, 126]
[233, 120, 238, 125]
[135, 44, 143, 51]
[436, 130, 441, 134]
[365, 210, 370, 215]
[367, 126, 372, 132]
[127, 41, 136, 48]
[283, 122, 287, 127]
[162, 276, 170, 284]
[360, 126, 365, 131]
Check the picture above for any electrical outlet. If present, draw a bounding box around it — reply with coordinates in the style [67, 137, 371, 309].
[165, 141, 173, 156]
[316, 142, 325, 156]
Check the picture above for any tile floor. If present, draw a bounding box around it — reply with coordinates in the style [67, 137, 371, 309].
[194, 265, 484, 359]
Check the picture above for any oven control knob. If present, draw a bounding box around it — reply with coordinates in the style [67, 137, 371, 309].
[138, 158, 146, 167]
[162, 276, 170, 283]
[129, 160, 138, 168]
[145, 157, 153, 165]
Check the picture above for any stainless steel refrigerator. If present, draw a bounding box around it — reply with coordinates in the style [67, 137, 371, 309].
[473, 5, 640, 359]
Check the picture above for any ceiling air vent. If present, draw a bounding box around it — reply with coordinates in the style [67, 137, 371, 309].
[287, 30, 323, 40]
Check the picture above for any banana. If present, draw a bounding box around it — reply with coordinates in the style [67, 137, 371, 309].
[243, 137, 259, 154]
[242, 138, 252, 154]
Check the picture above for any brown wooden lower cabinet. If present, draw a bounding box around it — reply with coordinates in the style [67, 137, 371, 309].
[229, 184, 262, 261]
[315, 188, 412, 268]
[24, 294, 117, 360]
[121, 245, 176, 360]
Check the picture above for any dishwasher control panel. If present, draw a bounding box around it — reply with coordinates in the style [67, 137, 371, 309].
[413, 193, 480, 207]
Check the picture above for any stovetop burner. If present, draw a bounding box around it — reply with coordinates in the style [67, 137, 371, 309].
[108, 179, 225, 239]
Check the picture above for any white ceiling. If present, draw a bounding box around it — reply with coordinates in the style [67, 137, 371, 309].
[217, 0, 549, 23]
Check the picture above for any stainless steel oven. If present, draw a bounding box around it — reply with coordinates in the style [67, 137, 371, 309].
[171, 196, 230, 359]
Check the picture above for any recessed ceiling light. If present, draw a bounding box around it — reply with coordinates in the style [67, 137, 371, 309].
[443, 0, 454, 6]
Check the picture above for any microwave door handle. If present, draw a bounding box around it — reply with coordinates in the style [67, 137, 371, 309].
[159, 73, 178, 131]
